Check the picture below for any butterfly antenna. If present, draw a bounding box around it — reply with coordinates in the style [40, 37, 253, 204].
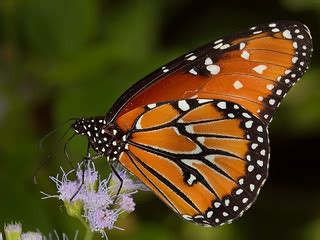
[39, 118, 77, 151]
[33, 154, 52, 184]
[64, 132, 77, 169]
[35, 118, 78, 184]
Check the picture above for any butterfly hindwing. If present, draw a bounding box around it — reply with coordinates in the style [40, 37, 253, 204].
[108, 21, 312, 125]
[117, 99, 269, 226]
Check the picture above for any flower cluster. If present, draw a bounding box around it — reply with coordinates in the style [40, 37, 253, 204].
[42, 161, 147, 238]
[1, 222, 78, 240]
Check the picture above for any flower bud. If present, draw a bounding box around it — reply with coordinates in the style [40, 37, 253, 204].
[4, 222, 22, 240]
[64, 200, 84, 218]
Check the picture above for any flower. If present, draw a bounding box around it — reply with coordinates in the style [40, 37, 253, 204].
[4, 222, 22, 240]
[119, 195, 135, 213]
[3, 223, 43, 240]
[21, 232, 43, 240]
[42, 160, 148, 238]
[2, 223, 78, 240]
[86, 208, 119, 231]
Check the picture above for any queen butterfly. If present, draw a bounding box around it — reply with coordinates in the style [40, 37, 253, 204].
[72, 21, 312, 226]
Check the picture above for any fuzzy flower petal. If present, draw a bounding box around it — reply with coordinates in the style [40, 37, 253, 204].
[82, 189, 112, 210]
[76, 161, 98, 188]
[57, 181, 82, 201]
[86, 208, 119, 231]
[119, 195, 135, 213]
[21, 232, 43, 240]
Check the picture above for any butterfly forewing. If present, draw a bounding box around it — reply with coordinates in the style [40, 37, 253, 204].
[107, 21, 312, 125]
[117, 99, 269, 226]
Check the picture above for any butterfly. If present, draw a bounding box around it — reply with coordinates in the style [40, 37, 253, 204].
[72, 21, 313, 226]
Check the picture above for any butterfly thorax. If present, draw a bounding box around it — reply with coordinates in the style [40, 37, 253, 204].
[72, 117, 126, 161]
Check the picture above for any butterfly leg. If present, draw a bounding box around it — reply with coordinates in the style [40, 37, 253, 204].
[109, 162, 123, 205]
[70, 141, 91, 201]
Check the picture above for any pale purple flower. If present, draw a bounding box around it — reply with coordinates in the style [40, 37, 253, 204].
[4, 222, 22, 236]
[43, 160, 147, 238]
[119, 195, 135, 213]
[86, 208, 119, 231]
[2, 223, 79, 240]
[75, 161, 98, 188]
[42, 168, 82, 201]
[21, 232, 43, 240]
[82, 189, 112, 210]
[57, 181, 82, 201]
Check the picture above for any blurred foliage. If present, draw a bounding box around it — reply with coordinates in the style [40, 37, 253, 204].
[0, 0, 320, 239]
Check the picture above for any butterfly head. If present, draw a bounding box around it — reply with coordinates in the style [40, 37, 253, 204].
[72, 117, 125, 160]
[73, 117, 102, 135]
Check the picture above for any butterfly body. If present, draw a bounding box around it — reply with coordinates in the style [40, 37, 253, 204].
[72, 21, 312, 226]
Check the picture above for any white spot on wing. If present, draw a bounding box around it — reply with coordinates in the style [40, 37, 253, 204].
[292, 57, 298, 63]
[204, 154, 215, 162]
[187, 174, 197, 185]
[220, 44, 230, 49]
[205, 57, 213, 65]
[189, 68, 197, 75]
[283, 30, 292, 39]
[233, 80, 243, 90]
[206, 64, 220, 75]
[245, 120, 253, 128]
[213, 43, 223, 49]
[185, 125, 194, 133]
[266, 84, 274, 90]
[206, 211, 213, 218]
[178, 100, 190, 111]
[197, 136, 205, 144]
[239, 42, 246, 50]
[241, 50, 250, 60]
[269, 99, 276, 105]
[276, 89, 282, 95]
[253, 65, 267, 74]
[187, 55, 197, 61]
[147, 103, 156, 109]
[197, 99, 212, 104]
[217, 101, 227, 109]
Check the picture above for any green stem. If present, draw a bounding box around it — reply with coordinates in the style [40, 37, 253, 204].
[84, 228, 94, 240]
[78, 217, 95, 240]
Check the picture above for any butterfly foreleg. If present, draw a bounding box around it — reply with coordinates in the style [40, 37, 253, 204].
[109, 162, 123, 205]
[70, 141, 92, 201]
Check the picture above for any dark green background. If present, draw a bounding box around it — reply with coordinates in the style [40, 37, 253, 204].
[1, 0, 319, 239]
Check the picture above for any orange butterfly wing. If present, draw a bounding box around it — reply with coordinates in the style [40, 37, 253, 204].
[116, 99, 269, 226]
[108, 21, 312, 125]
[103, 21, 313, 226]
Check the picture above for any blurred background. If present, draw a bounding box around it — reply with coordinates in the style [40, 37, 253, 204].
[0, 0, 319, 239]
